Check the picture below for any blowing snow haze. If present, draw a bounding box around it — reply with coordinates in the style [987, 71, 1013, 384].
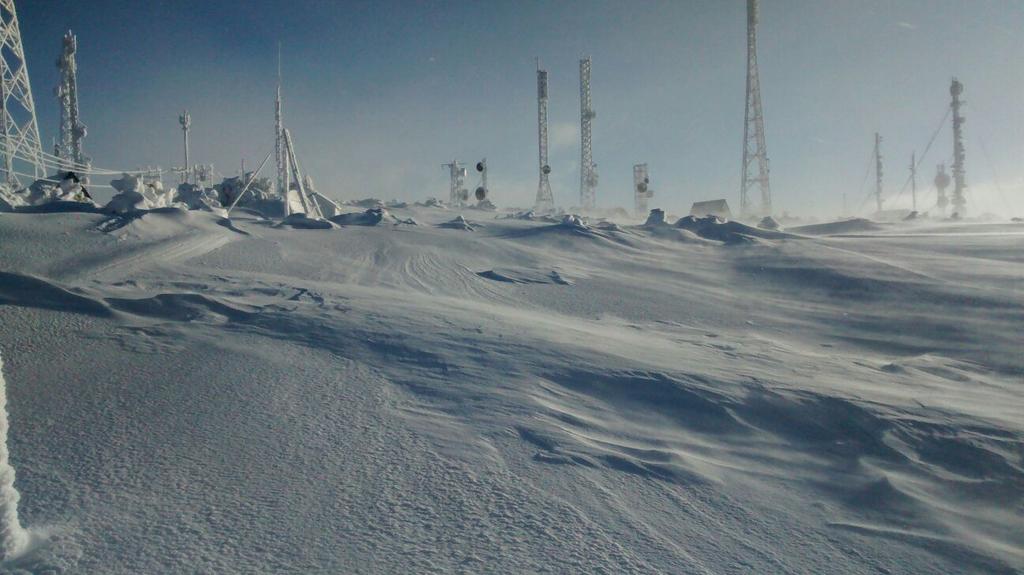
[0, 0, 1023, 573]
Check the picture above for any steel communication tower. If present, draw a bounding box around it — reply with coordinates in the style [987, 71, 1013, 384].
[950, 78, 966, 217]
[740, 0, 771, 217]
[55, 29, 88, 172]
[873, 132, 883, 213]
[0, 0, 45, 186]
[579, 57, 597, 211]
[534, 60, 554, 213]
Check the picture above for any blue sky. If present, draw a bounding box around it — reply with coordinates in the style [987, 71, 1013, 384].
[17, 0, 1024, 216]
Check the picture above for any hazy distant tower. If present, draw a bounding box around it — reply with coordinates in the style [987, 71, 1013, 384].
[934, 163, 950, 217]
[55, 30, 89, 172]
[443, 160, 467, 208]
[950, 78, 967, 217]
[0, 0, 45, 186]
[909, 152, 916, 212]
[873, 132, 883, 213]
[633, 163, 653, 217]
[740, 0, 771, 217]
[534, 61, 554, 213]
[579, 57, 597, 211]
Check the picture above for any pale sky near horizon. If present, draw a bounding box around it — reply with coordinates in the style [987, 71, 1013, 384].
[17, 0, 1024, 217]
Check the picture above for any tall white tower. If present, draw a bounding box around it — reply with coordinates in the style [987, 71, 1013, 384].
[0, 0, 45, 186]
[275, 43, 290, 197]
[55, 29, 88, 172]
[740, 0, 771, 217]
[534, 60, 554, 213]
[579, 57, 597, 211]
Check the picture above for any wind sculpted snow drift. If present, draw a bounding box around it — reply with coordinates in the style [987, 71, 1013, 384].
[0, 206, 1021, 573]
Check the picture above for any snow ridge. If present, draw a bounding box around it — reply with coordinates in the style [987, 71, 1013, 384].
[0, 355, 27, 560]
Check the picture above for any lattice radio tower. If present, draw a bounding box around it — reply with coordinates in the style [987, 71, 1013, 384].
[950, 78, 967, 217]
[534, 59, 554, 213]
[0, 0, 45, 186]
[740, 0, 771, 217]
[55, 29, 88, 173]
[873, 132, 883, 213]
[579, 57, 597, 211]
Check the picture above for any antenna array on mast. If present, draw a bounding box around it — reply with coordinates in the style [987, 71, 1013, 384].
[633, 163, 652, 217]
[55, 29, 88, 173]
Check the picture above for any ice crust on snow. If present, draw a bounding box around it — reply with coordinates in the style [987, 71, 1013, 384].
[0, 205, 1021, 573]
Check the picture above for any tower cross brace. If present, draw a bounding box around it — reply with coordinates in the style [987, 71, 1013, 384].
[0, 0, 45, 187]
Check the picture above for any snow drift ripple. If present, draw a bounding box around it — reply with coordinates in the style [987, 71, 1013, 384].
[0, 354, 28, 560]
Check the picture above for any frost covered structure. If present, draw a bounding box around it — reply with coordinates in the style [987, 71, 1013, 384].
[690, 199, 732, 219]
[0, 355, 27, 560]
[104, 174, 179, 214]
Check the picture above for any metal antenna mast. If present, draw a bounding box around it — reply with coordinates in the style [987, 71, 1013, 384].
[0, 0, 45, 186]
[55, 29, 88, 173]
[873, 132, 883, 213]
[950, 78, 966, 217]
[534, 59, 554, 213]
[934, 163, 950, 217]
[909, 152, 916, 212]
[178, 110, 191, 184]
[740, 0, 771, 217]
[442, 160, 467, 207]
[633, 163, 653, 218]
[579, 57, 597, 211]
[275, 43, 289, 197]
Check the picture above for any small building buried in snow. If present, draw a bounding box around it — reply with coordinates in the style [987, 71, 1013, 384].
[690, 199, 732, 219]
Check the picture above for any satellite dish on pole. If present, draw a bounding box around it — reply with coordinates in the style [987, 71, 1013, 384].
[542, 165, 551, 175]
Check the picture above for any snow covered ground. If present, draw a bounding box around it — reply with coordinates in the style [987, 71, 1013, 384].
[0, 205, 1021, 573]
